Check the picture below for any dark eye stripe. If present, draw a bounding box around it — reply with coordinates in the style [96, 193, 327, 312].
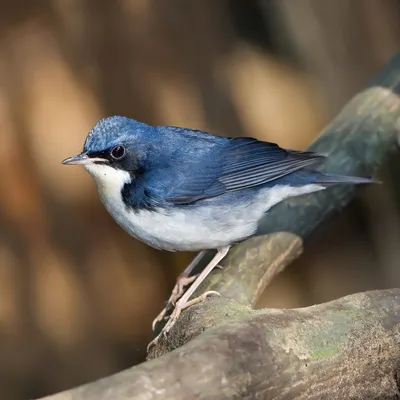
[87, 150, 110, 160]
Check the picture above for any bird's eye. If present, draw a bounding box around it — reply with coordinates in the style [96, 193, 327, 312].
[110, 146, 125, 160]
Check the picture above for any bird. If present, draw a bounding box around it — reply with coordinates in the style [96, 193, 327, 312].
[62, 116, 375, 347]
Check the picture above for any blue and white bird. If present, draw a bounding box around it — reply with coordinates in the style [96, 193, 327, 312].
[62, 116, 374, 342]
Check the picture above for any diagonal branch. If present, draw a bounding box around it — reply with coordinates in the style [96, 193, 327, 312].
[41, 290, 400, 400]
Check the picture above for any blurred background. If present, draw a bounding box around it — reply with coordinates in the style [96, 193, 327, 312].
[1, 0, 400, 398]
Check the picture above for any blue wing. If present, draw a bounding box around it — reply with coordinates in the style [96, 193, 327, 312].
[165, 136, 325, 204]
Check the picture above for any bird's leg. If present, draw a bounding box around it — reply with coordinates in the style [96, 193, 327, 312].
[148, 246, 230, 350]
[172, 250, 207, 300]
[151, 250, 207, 331]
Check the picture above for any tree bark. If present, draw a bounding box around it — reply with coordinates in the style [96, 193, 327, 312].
[41, 291, 400, 400]
[39, 52, 400, 399]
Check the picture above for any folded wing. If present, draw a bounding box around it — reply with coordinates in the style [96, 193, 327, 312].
[167, 137, 325, 204]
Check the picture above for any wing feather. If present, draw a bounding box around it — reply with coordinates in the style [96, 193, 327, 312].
[166, 136, 325, 204]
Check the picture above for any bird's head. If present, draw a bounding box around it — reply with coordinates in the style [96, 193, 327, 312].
[62, 116, 150, 191]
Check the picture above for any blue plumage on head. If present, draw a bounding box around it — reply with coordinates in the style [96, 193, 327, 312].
[83, 116, 150, 153]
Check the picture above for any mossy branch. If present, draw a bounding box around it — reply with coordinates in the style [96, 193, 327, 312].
[42, 290, 400, 399]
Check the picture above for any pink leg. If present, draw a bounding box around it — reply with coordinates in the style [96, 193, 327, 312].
[152, 250, 207, 331]
[148, 246, 230, 350]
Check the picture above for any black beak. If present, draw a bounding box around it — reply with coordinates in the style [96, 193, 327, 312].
[62, 153, 107, 165]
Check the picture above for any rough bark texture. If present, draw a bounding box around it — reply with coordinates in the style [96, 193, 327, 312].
[42, 291, 400, 400]
[39, 52, 400, 399]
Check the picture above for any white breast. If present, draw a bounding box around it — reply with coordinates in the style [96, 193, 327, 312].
[84, 164, 324, 251]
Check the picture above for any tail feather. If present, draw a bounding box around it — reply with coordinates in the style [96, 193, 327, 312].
[315, 173, 380, 186]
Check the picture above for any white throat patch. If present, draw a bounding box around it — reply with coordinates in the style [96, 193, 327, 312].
[84, 164, 131, 196]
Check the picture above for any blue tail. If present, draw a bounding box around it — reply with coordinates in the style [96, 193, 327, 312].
[314, 173, 379, 186]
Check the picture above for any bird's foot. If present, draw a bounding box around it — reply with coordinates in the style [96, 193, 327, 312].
[147, 290, 220, 351]
[151, 274, 199, 331]
[163, 290, 220, 335]
[172, 274, 199, 301]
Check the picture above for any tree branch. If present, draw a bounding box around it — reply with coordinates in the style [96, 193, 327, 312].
[42, 290, 400, 400]
[39, 52, 400, 399]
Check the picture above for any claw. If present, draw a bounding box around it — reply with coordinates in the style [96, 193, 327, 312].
[152, 274, 199, 331]
[148, 247, 229, 351]
[148, 290, 221, 351]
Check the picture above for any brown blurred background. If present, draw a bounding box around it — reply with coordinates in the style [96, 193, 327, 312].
[1, 0, 400, 398]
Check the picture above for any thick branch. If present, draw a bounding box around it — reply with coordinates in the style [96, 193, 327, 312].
[42, 290, 400, 399]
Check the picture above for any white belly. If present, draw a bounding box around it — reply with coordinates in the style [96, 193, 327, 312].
[109, 205, 256, 251]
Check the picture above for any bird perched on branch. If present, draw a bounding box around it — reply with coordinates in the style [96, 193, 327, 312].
[62, 116, 374, 348]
